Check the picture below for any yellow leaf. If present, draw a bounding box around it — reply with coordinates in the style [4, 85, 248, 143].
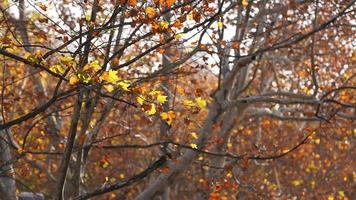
[136, 95, 145, 105]
[30, 12, 41, 21]
[174, 33, 183, 40]
[83, 64, 91, 72]
[83, 60, 101, 72]
[49, 66, 56, 73]
[226, 172, 233, 178]
[159, 21, 169, 30]
[242, 0, 249, 7]
[310, 180, 315, 188]
[60, 55, 73, 63]
[191, 132, 198, 139]
[17, 148, 24, 154]
[146, 103, 156, 115]
[183, 99, 195, 107]
[157, 94, 168, 104]
[146, 7, 156, 18]
[108, 70, 120, 82]
[314, 138, 320, 144]
[69, 75, 79, 85]
[104, 85, 114, 92]
[85, 15, 91, 21]
[176, 85, 185, 95]
[195, 97, 207, 108]
[160, 111, 175, 125]
[24, 52, 31, 58]
[217, 21, 223, 28]
[49, 65, 65, 74]
[101, 69, 120, 83]
[37, 138, 44, 144]
[101, 160, 109, 168]
[190, 143, 198, 149]
[338, 191, 345, 197]
[26, 54, 38, 64]
[148, 90, 158, 95]
[56, 65, 65, 74]
[327, 195, 334, 200]
[117, 80, 130, 91]
[3, 0, 9, 7]
[188, 12, 193, 20]
[292, 179, 303, 186]
[78, 73, 91, 84]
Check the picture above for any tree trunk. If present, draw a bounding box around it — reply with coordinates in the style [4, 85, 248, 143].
[135, 102, 222, 199]
[0, 126, 17, 200]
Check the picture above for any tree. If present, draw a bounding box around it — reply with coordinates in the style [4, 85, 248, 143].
[0, 0, 355, 199]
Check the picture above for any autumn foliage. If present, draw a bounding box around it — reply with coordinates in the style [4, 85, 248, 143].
[0, 0, 355, 200]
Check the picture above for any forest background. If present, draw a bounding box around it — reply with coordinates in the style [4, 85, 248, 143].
[0, 0, 355, 199]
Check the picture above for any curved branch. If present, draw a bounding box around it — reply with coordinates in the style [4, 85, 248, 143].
[73, 156, 167, 200]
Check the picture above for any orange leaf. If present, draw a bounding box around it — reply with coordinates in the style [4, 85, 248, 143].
[157, 48, 165, 54]
[232, 42, 240, 49]
[209, 192, 219, 200]
[192, 10, 201, 22]
[77, 134, 87, 145]
[38, 3, 47, 11]
[146, 7, 157, 18]
[172, 20, 182, 29]
[159, 166, 170, 173]
[128, 0, 136, 7]
[69, 75, 79, 85]
[166, 0, 175, 8]
[111, 58, 120, 66]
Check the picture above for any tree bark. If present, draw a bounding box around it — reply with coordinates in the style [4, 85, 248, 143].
[135, 102, 222, 199]
[0, 125, 17, 200]
[56, 93, 83, 200]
